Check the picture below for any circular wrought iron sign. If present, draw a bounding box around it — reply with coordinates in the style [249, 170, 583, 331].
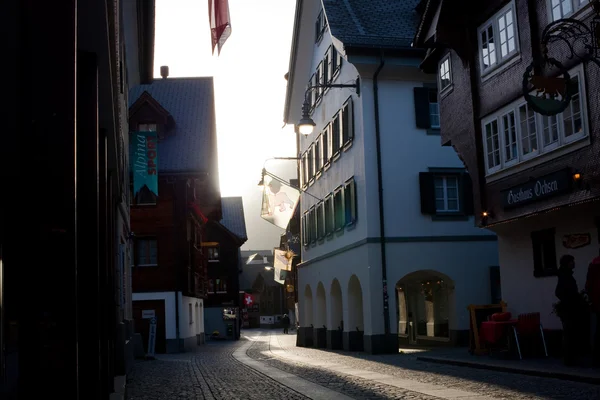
[522, 58, 573, 116]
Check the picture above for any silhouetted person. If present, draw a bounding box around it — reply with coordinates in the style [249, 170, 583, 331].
[586, 256, 600, 366]
[282, 314, 291, 334]
[555, 254, 585, 366]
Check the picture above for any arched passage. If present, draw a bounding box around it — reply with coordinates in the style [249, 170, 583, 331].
[347, 275, 364, 331]
[315, 282, 327, 328]
[329, 279, 343, 330]
[396, 270, 455, 344]
[302, 285, 313, 327]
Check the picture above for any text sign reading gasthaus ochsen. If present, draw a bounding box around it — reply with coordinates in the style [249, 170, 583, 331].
[501, 168, 572, 209]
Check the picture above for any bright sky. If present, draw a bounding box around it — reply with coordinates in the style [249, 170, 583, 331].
[154, 0, 298, 250]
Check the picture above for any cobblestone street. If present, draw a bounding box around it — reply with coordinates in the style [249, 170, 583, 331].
[127, 330, 600, 399]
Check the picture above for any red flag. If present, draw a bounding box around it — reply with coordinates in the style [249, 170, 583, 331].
[208, 0, 232, 55]
[243, 293, 255, 307]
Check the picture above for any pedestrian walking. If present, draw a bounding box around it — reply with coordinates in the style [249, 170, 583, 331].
[282, 314, 290, 334]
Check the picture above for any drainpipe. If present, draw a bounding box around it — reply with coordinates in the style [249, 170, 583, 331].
[172, 179, 181, 351]
[373, 51, 391, 337]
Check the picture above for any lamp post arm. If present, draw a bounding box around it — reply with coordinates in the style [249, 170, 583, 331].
[303, 77, 361, 105]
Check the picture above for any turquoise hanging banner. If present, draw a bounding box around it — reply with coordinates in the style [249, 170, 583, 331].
[130, 131, 159, 198]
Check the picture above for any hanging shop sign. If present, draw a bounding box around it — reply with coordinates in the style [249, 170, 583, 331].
[562, 233, 592, 249]
[501, 168, 573, 209]
[130, 131, 159, 199]
[522, 58, 575, 117]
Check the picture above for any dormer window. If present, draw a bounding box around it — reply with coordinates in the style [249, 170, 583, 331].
[138, 123, 157, 132]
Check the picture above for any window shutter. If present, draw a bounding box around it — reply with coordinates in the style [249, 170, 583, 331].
[419, 172, 436, 214]
[461, 173, 474, 215]
[414, 87, 431, 129]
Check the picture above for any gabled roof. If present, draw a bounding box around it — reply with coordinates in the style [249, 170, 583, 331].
[220, 197, 248, 242]
[128, 77, 218, 174]
[324, 0, 421, 49]
[128, 91, 175, 132]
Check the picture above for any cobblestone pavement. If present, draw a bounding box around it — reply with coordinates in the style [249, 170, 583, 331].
[245, 330, 600, 400]
[126, 338, 309, 400]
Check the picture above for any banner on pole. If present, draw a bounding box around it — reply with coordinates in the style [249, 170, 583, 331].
[260, 176, 300, 229]
[130, 131, 159, 200]
[273, 248, 292, 284]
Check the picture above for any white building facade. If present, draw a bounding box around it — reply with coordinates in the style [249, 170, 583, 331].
[285, 0, 499, 353]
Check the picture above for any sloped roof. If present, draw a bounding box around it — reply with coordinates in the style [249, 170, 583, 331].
[324, 0, 421, 49]
[239, 250, 279, 290]
[128, 77, 217, 173]
[220, 197, 247, 241]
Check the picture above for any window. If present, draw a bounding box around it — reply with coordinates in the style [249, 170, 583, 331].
[333, 187, 344, 231]
[484, 119, 501, 172]
[419, 172, 474, 217]
[315, 9, 327, 42]
[332, 113, 341, 154]
[481, 66, 587, 175]
[308, 144, 315, 181]
[307, 74, 316, 109]
[414, 87, 440, 130]
[478, 2, 519, 74]
[138, 123, 157, 132]
[439, 55, 452, 92]
[327, 46, 342, 82]
[136, 238, 157, 266]
[429, 90, 440, 128]
[207, 246, 219, 262]
[324, 194, 334, 235]
[532, 228, 558, 277]
[315, 135, 322, 172]
[322, 128, 330, 167]
[550, 0, 589, 21]
[208, 279, 215, 293]
[341, 97, 354, 145]
[316, 202, 325, 240]
[323, 51, 330, 87]
[302, 211, 309, 246]
[316, 62, 324, 103]
[343, 178, 357, 225]
[310, 206, 317, 244]
[434, 176, 460, 212]
[215, 278, 227, 293]
[302, 152, 309, 187]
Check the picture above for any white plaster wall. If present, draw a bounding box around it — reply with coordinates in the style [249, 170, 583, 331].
[493, 201, 600, 330]
[374, 78, 492, 238]
[298, 244, 374, 334]
[133, 291, 177, 339]
[180, 294, 204, 338]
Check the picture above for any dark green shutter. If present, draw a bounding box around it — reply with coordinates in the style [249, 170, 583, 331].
[414, 87, 431, 129]
[462, 173, 474, 215]
[419, 172, 436, 214]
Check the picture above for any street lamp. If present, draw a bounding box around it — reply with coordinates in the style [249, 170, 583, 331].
[296, 77, 361, 135]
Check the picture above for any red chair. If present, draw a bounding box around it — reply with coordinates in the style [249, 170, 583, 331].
[512, 312, 548, 360]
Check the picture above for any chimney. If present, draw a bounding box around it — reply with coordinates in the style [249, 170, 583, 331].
[160, 66, 169, 79]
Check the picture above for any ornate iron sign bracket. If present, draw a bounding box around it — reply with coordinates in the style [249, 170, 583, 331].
[523, 1, 600, 116]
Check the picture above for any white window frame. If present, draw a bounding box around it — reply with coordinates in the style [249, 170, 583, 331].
[434, 175, 460, 213]
[477, 1, 520, 77]
[548, 0, 591, 21]
[439, 55, 452, 93]
[481, 63, 588, 177]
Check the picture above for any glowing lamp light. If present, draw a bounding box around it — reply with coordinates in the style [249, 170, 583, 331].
[573, 173, 582, 181]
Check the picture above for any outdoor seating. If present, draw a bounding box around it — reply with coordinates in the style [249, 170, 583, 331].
[512, 312, 548, 360]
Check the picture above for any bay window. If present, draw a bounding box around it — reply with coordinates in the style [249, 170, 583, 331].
[482, 65, 587, 175]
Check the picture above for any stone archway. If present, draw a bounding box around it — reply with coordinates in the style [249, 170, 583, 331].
[396, 270, 455, 345]
[302, 284, 313, 327]
[346, 275, 364, 351]
[314, 282, 328, 348]
[328, 279, 344, 349]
